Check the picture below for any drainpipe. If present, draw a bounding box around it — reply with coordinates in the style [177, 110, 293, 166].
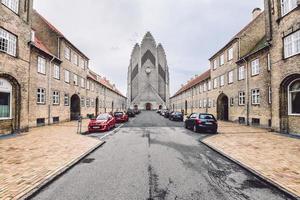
[242, 57, 250, 126]
[48, 57, 55, 125]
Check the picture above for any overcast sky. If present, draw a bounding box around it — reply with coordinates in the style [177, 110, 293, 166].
[34, 0, 264, 96]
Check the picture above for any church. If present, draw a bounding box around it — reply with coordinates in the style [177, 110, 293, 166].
[127, 32, 170, 110]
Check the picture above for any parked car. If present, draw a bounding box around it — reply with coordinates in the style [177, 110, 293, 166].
[157, 109, 162, 114]
[184, 113, 218, 134]
[88, 113, 116, 133]
[169, 112, 183, 121]
[126, 109, 136, 117]
[114, 111, 129, 123]
[134, 109, 141, 115]
[161, 110, 167, 116]
[164, 111, 172, 118]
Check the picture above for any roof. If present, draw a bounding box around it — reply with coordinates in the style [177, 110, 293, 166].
[209, 11, 264, 60]
[33, 10, 89, 60]
[240, 36, 270, 60]
[171, 69, 211, 98]
[31, 35, 53, 56]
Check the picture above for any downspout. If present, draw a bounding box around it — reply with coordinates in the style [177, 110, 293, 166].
[48, 56, 55, 125]
[242, 57, 250, 126]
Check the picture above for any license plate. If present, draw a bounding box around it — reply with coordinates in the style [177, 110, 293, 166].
[206, 122, 213, 125]
[93, 126, 100, 129]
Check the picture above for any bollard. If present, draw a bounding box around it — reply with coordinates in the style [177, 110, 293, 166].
[77, 115, 82, 134]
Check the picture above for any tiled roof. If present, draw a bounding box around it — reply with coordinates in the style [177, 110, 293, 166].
[31, 35, 53, 56]
[33, 10, 89, 59]
[240, 36, 269, 60]
[172, 69, 211, 98]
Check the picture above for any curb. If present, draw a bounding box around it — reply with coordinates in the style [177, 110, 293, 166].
[200, 140, 300, 200]
[20, 140, 106, 200]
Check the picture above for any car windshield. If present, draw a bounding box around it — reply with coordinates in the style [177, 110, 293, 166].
[96, 114, 109, 120]
[199, 114, 215, 120]
[114, 112, 123, 116]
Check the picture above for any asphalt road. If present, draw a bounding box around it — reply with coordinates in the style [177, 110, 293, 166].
[31, 111, 294, 200]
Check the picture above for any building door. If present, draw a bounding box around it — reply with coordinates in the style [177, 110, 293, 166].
[217, 94, 229, 121]
[95, 98, 99, 116]
[146, 103, 152, 110]
[70, 94, 81, 120]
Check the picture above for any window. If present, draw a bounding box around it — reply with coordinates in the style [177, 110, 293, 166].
[284, 30, 300, 58]
[79, 58, 85, 69]
[37, 88, 46, 104]
[73, 53, 78, 65]
[281, 0, 297, 16]
[220, 54, 225, 65]
[53, 65, 60, 80]
[220, 75, 225, 86]
[87, 81, 90, 90]
[37, 118, 45, 126]
[37, 56, 46, 74]
[213, 59, 218, 70]
[64, 47, 70, 60]
[52, 91, 60, 105]
[208, 80, 212, 91]
[239, 91, 245, 105]
[199, 100, 202, 108]
[238, 66, 245, 80]
[81, 77, 85, 88]
[91, 99, 95, 107]
[64, 93, 69, 106]
[268, 86, 272, 104]
[230, 97, 234, 106]
[203, 99, 207, 107]
[203, 82, 207, 92]
[251, 89, 260, 105]
[228, 47, 233, 61]
[0, 28, 17, 56]
[73, 74, 78, 85]
[289, 79, 300, 115]
[228, 70, 234, 84]
[81, 97, 85, 107]
[208, 99, 212, 108]
[251, 59, 260, 76]
[0, 78, 12, 119]
[1, 0, 19, 13]
[64, 70, 70, 83]
[86, 98, 90, 107]
[213, 78, 218, 89]
[91, 83, 95, 91]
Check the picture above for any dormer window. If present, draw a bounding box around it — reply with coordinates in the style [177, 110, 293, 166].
[1, 0, 19, 14]
[281, 0, 298, 16]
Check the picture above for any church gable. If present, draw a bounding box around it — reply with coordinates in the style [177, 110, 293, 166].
[142, 50, 156, 66]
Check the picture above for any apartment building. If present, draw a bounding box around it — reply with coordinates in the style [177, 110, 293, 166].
[0, 2, 126, 134]
[171, 4, 300, 134]
[0, 0, 33, 134]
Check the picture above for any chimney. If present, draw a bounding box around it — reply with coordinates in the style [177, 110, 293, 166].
[252, 8, 262, 19]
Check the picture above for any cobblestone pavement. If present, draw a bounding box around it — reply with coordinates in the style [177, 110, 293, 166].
[203, 122, 300, 198]
[0, 119, 103, 200]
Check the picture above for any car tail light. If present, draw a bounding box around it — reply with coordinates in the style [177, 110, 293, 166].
[195, 119, 202, 125]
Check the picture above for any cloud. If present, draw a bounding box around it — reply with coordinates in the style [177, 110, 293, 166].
[34, 0, 264, 95]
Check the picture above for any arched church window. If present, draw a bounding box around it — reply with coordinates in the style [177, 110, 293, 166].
[0, 78, 12, 119]
[289, 79, 300, 115]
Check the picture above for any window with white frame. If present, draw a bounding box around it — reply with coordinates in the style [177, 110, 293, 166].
[220, 75, 225, 86]
[91, 82, 95, 91]
[84, 60, 88, 68]
[203, 99, 207, 108]
[0, 28, 17, 56]
[289, 79, 300, 115]
[251, 59, 260, 76]
[64, 93, 69, 106]
[0, 78, 12, 119]
[213, 59, 218, 70]
[228, 70, 234, 84]
[220, 54, 225, 65]
[73, 53, 78, 65]
[200, 85, 203, 93]
[281, 0, 298, 16]
[79, 58, 85, 69]
[37, 88, 46, 104]
[251, 89, 260, 105]
[73, 74, 78, 85]
[284, 30, 300, 58]
[1, 0, 19, 13]
[208, 80, 212, 91]
[213, 78, 218, 89]
[86, 80, 90, 90]
[37, 56, 46, 74]
[208, 99, 212, 108]
[228, 47, 233, 61]
[81, 77, 85, 88]
[203, 82, 207, 92]
[53, 65, 60, 80]
[64, 70, 70, 83]
[64, 47, 70, 60]
[238, 66, 245, 80]
[239, 91, 245, 105]
[86, 98, 90, 107]
[52, 91, 60, 105]
[81, 97, 85, 107]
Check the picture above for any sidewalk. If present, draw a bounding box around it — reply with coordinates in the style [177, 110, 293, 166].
[203, 121, 300, 198]
[0, 119, 103, 200]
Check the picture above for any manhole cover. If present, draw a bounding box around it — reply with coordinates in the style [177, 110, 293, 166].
[81, 158, 95, 163]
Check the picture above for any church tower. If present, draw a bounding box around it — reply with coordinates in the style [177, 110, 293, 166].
[127, 32, 170, 110]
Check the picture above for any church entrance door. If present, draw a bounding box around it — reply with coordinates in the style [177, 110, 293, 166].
[146, 103, 152, 111]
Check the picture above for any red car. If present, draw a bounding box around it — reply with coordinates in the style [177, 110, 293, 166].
[114, 112, 129, 123]
[88, 113, 116, 133]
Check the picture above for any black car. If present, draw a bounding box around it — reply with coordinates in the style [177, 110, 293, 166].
[185, 113, 217, 134]
[169, 112, 184, 121]
[164, 111, 172, 118]
[126, 109, 136, 117]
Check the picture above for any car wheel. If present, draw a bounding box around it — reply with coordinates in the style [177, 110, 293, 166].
[193, 125, 198, 133]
